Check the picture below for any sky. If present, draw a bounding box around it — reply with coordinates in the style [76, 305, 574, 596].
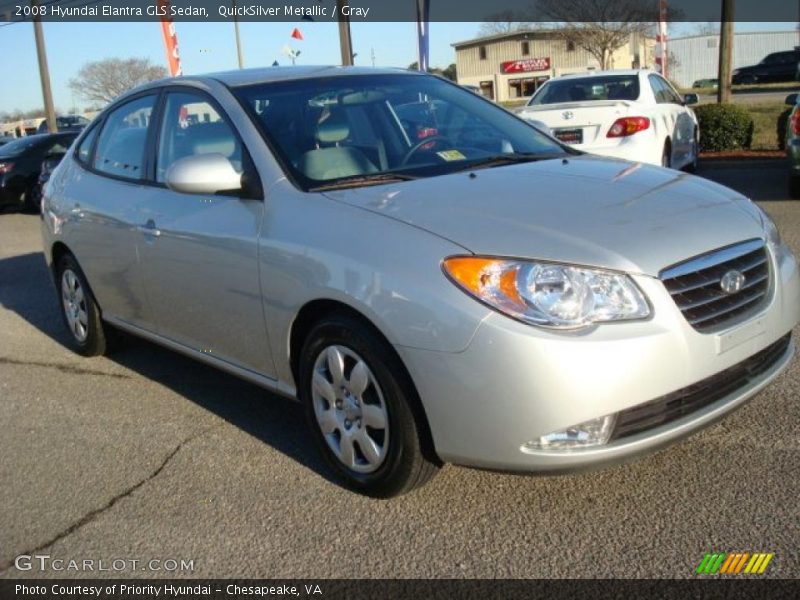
[0, 20, 795, 114]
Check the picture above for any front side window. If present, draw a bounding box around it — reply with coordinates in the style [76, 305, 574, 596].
[233, 74, 567, 190]
[529, 75, 640, 105]
[156, 91, 243, 183]
[93, 95, 156, 179]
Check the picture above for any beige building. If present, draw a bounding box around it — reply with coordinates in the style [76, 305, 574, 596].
[453, 30, 656, 103]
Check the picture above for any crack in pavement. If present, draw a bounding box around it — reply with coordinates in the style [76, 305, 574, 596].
[0, 426, 216, 574]
[0, 356, 131, 379]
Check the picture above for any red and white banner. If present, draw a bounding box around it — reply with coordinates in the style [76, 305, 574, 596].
[501, 58, 551, 74]
[655, 0, 668, 77]
[158, 0, 182, 76]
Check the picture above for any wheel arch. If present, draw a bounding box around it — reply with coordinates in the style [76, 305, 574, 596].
[289, 297, 441, 464]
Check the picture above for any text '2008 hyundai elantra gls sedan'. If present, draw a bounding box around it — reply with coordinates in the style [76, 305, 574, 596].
[41, 67, 799, 496]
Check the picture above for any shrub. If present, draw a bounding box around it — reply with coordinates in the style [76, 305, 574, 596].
[694, 103, 754, 152]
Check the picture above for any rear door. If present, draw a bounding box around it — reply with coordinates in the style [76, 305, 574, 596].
[649, 75, 693, 166]
[136, 88, 274, 377]
[64, 94, 158, 328]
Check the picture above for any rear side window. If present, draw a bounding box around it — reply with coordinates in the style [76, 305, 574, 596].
[93, 95, 156, 179]
[156, 91, 243, 183]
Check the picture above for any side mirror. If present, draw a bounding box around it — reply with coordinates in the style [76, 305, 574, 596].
[683, 93, 699, 106]
[785, 93, 799, 106]
[165, 153, 242, 195]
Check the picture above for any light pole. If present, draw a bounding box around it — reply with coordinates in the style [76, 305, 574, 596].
[32, 0, 57, 133]
[717, 0, 734, 104]
[232, 0, 244, 68]
[336, 0, 353, 66]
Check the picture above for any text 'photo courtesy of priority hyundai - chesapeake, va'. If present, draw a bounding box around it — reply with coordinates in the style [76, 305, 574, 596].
[1, 0, 799, 596]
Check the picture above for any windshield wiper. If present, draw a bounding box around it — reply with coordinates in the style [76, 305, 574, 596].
[452, 153, 567, 172]
[309, 172, 418, 192]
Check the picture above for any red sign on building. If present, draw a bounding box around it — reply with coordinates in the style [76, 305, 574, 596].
[501, 58, 551, 74]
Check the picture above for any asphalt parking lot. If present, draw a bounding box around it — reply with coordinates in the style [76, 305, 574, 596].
[1, 159, 798, 580]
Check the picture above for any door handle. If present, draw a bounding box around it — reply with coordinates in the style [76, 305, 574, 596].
[136, 219, 161, 237]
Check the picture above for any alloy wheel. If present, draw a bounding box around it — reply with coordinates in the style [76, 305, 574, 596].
[311, 345, 389, 474]
[61, 269, 88, 342]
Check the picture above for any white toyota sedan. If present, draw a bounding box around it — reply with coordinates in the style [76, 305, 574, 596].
[517, 70, 699, 170]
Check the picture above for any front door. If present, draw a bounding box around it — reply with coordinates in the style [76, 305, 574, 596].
[136, 89, 274, 378]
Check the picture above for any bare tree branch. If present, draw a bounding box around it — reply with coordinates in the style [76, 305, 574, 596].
[68, 58, 168, 106]
[536, 0, 655, 70]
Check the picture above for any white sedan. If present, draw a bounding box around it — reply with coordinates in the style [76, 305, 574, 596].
[517, 70, 699, 170]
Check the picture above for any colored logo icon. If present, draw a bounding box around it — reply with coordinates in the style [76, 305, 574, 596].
[696, 552, 774, 575]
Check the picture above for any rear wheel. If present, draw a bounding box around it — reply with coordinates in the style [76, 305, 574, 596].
[23, 183, 39, 214]
[56, 254, 114, 356]
[684, 134, 699, 173]
[661, 140, 672, 169]
[789, 175, 800, 199]
[298, 313, 439, 497]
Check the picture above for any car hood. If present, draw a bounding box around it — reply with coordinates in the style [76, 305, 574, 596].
[322, 156, 764, 277]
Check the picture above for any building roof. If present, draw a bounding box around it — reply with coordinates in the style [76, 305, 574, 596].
[451, 29, 563, 48]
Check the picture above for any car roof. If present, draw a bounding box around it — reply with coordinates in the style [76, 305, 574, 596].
[135, 65, 422, 92]
[557, 69, 651, 79]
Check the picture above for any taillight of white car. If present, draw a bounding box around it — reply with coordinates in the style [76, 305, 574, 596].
[606, 117, 650, 138]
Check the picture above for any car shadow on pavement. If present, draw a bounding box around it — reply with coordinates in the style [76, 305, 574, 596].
[0, 251, 338, 488]
[697, 158, 791, 202]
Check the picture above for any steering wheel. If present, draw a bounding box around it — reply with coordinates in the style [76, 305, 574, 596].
[400, 135, 455, 166]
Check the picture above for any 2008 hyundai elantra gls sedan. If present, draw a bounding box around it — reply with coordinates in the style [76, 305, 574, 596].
[41, 67, 799, 497]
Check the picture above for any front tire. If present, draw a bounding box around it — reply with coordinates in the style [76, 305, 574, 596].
[298, 314, 439, 497]
[56, 254, 113, 357]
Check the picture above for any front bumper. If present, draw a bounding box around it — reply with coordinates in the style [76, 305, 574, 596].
[397, 241, 800, 471]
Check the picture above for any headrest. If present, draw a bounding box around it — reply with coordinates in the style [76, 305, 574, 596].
[316, 108, 349, 144]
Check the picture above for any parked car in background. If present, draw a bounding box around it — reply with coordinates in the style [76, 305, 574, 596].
[36, 115, 90, 134]
[692, 78, 719, 90]
[0, 132, 77, 212]
[732, 49, 800, 85]
[516, 70, 700, 170]
[785, 93, 800, 198]
[41, 67, 798, 497]
[30, 151, 67, 212]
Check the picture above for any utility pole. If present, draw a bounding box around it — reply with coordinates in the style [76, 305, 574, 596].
[717, 0, 735, 104]
[336, 0, 353, 66]
[232, 0, 244, 68]
[32, 1, 57, 133]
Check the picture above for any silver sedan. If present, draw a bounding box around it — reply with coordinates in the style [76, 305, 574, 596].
[41, 67, 800, 496]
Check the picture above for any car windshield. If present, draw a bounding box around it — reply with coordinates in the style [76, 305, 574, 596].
[57, 116, 89, 126]
[0, 136, 44, 158]
[527, 75, 641, 106]
[233, 73, 568, 190]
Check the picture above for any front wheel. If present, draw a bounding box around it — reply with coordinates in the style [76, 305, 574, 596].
[298, 314, 439, 497]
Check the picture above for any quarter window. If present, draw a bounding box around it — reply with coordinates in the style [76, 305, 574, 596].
[93, 95, 155, 179]
[76, 126, 98, 163]
[156, 91, 243, 183]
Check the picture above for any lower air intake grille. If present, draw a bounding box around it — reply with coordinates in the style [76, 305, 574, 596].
[610, 333, 791, 441]
[660, 239, 770, 332]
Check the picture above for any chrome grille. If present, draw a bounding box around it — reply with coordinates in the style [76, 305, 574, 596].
[660, 239, 770, 332]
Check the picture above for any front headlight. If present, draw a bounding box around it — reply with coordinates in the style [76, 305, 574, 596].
[443, 257, 650, 329]
[757, 206, 782, 248]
